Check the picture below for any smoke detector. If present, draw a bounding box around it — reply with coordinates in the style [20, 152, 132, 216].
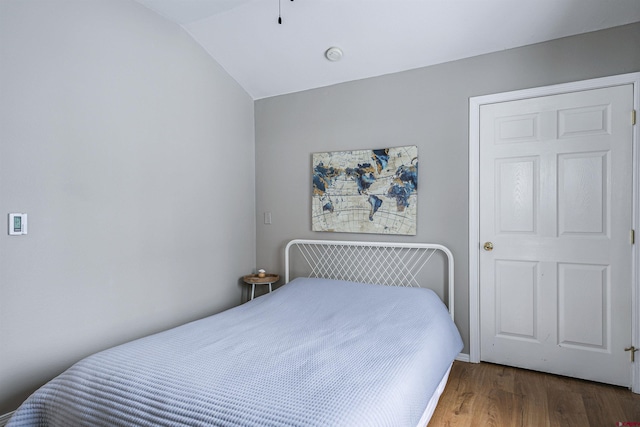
[325, 47, 343, 62]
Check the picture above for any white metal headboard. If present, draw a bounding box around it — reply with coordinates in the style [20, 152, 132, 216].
[284, 239, 455, 319]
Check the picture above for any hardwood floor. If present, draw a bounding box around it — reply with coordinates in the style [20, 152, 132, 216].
[429, 361, 640, 427]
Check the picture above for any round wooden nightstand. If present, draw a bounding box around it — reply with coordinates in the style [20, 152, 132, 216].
[243, 274, 279, 300]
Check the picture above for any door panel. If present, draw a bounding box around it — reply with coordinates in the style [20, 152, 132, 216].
[496, 158, 537, 233]
[495, 260, 538, 340]
[558, 152, 607, 236]
[558, 262, 608, 350]
[480, 84, 633, 386]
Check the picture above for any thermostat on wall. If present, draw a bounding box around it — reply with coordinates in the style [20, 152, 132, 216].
[8, 213, 27, 235]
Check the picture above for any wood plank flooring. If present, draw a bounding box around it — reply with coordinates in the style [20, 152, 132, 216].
[429, 361, 640, 427]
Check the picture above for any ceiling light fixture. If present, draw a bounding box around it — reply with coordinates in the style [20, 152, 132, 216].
[325, 47, 343, 62]
[278, 0, 294, 24]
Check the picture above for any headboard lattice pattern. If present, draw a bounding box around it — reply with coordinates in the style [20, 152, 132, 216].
[284, 239, 455, 319]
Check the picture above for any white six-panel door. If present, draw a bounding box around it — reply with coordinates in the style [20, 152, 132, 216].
[479, 84, 634, 386]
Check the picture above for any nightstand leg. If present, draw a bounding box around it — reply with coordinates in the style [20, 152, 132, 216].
[251, 284, 255, 300]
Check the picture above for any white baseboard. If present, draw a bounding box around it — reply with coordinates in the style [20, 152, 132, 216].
[0, 411, 15, 426]
[455, 352, 470, 363]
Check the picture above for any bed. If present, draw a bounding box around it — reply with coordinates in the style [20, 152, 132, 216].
[8, 239, 463, 427]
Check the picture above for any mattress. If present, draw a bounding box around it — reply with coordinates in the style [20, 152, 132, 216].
[8, 277, 463, 427]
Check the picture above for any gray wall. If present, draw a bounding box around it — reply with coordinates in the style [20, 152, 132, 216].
[0, 0, 255, 413]
[255, 22, 640, 355]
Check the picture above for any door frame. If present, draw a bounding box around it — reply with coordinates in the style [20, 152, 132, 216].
[469, 72, 640, 392]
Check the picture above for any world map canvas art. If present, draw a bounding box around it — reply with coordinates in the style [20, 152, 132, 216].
[312, 146, 418, 235]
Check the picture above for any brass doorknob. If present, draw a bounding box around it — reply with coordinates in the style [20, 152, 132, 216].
[483, 242, 494, 251]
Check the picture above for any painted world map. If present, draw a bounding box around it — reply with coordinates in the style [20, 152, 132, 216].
[312, 146, 418, 235]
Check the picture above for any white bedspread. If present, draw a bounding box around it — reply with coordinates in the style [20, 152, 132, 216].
[8, 278, 462, 427]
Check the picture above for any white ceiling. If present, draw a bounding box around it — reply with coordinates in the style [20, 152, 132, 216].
[135, 0, 640, 100]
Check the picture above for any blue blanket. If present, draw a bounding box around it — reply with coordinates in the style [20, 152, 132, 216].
[8, 278, 462, 426]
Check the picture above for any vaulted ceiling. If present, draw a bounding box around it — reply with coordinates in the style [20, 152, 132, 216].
[135, 0, 640, 99]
